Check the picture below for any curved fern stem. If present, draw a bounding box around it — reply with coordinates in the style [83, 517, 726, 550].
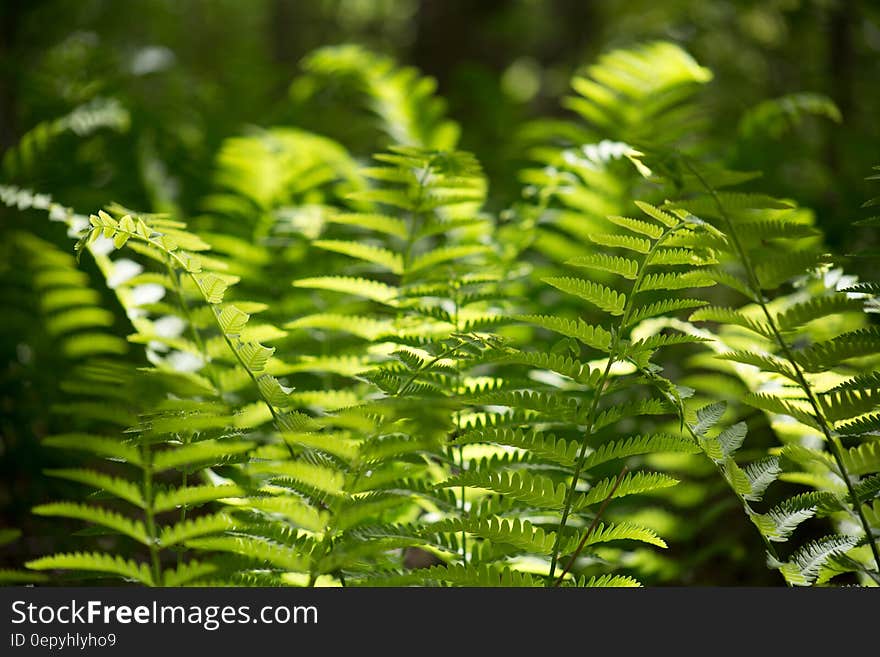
[163, 256, 220, 393]
[635, 364, 789, 580]
[553, 465, 628, 586]
[546, 219, 688, 585]
[682, 157, 880, 573]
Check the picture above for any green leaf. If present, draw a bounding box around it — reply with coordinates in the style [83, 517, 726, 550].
[313, 239, 403, 274]
[42, 433, 141, 466]
[409, 245, 491, 273]
[159, 513, 235, 547]
[625, 298, 707, 327]
[44, 469, 144, 508]
[588, 232, 651, 254]
[324, 212, 408, 239]
[33, 502, 148, 544]
[294, 276, 399, 305]
[152, 440, 255, 472]
[237, 341, 275, 373]
[153, 484, 245, 513]
[217, 305, 250, 335]
[515, 314, 613, 352]
[543, 277, 626, 315]
[566, 253, 638, 279]
[440, 469, 567, 510]
[581, 434, 699, 470]
[841, 442, 880, 476]
[607, 214, 664, 239]
[163, 561, 218, 587]
[689, 306, 773, 338]
[779, 535, 859, 586]
[576, 472, 678, 507]
[776, 295, 865, 331]
[195, 273, 229, 304]
[27, 552, 153, 585]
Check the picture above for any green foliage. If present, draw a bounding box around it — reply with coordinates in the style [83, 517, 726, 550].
[3, 35, 879, 589]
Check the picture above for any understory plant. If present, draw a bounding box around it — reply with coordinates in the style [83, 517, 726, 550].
[1, 39, 877, 587]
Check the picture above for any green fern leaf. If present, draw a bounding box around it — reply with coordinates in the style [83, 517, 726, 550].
[515, 314, 613, 352]
[440, 469, 567, 509]
[248, 460, 346, 496]
[841, 442, 880, 476]
[324, 212, 408, 239]
[32, 503, 148, 544]
[715, 350, 799, 380]
[777, 295, 866, 331]
[159, 513, 236, 547]
[26, 552, 153, 585]
[779, 534, 859, 586]
[294, 276, 399, 305]
[44, 469, 145, 508]
[576, 472, 678, 508]
[689, 306, 773, 338]
[743, 457, 781, 501]
[566, 253, 638, 279]
[152, 440, 255, 472]
[607, 214, 664, 239]
[744, 393, 819, 429]
[625, 298, 707, 327]
[588, 232, 651, 254]
[750, 499, 818, 542]
[43, 433, 141, 465]
[576, 521, 667, 549]
[794, 328, 880, 372]
[162, 561, 218, 587]
[237, 341, 275, 373]
[153, 484, 245, 513]
[543, 277, 626, 315]
[635, 271, 715, 293]
[634, 201, 680, 228]
[818, 388, 880, 423]
[408, 245, 492, 273]
[581, 434, 698, 470]
[313, 239, 403, 274]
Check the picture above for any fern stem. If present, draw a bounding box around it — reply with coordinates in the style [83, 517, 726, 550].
[140, 441, 163, 587]
[638, 365, 788, 574]
[553, 465, 628, 586]
[546, 353, 615, 585]
[546, 220, 686, 585]
[683, 158, 880, 573]
[163, 257, 221, 393]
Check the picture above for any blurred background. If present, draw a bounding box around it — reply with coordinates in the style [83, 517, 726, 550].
[2, 0, 879, 584]
[2, 0, 879, 238]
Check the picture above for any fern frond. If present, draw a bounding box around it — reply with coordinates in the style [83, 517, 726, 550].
[779, 535, 860, 586]
[26, 553, 153, 585]
[440, 469, 567, 510]
[32, 502, 148, 544]
[587, 233, 651, 254]
[152, 440, 255, 472]
[543, 277, 626, 315]
[44, 469, 145, 508]
[159, 513, 236, 548]
[576, 472, 678, 508]
[42, 434, 141, 465]
[515, 315, 613, 352]
[293, 276, 399, 305]
[581, 434, 699, 470]
[625, 298, 707, 327]
[566, 253, 639, 279]
[312, 239, 403, 274]
[152, 484, 245, 513]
